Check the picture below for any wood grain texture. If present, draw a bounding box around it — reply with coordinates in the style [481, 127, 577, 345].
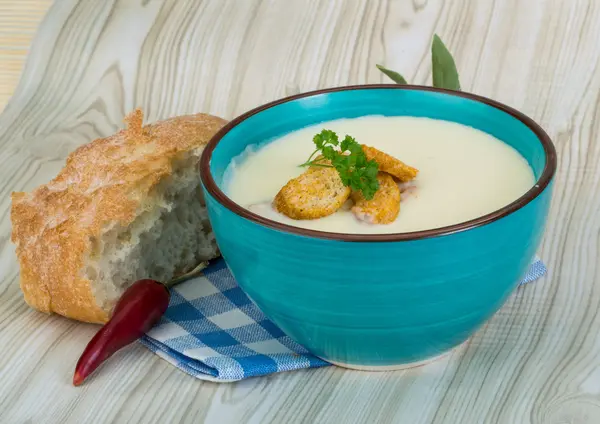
[0, 0, 52, 111]
[1, 0, 599, 423]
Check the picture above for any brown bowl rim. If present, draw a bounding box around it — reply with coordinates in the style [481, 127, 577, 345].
[199, 84, 557, 242]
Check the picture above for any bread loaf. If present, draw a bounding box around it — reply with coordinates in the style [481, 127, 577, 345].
[11, 109, 227, 323]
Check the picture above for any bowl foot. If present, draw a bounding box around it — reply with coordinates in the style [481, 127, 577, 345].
[323, 341, 466, 371]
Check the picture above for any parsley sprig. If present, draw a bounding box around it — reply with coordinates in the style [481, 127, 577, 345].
[299, 129, 380, 200]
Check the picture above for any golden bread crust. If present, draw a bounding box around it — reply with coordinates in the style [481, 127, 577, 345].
[10, 109, 227, 323]
[351, 173, 401, 224]
[273, 166, 351, 220]
[362, 145, 419, 182]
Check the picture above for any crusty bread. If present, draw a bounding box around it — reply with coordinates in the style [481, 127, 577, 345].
[362, 145, 419, 182]
[351, 173, 401, 224]
[10, 109, 227, 324]
[273, 165, 351, 220]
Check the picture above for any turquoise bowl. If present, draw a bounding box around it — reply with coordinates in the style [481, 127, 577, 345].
[199, 85, 556, 369]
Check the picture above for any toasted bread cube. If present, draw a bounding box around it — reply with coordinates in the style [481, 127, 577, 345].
[274, 166, 351, 220]
[351, 173, 401, 224]
[362, 145, 418, 182]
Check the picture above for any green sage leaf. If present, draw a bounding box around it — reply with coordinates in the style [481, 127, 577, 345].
[376, 64, 408, 85]
[431, 34, 461, 91]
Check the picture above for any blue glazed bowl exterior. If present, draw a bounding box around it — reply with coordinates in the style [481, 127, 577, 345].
[200, 85, 556, 367]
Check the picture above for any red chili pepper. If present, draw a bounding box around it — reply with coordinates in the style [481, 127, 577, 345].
[73, 262, 208, 386]
[72, 279, 170, 386]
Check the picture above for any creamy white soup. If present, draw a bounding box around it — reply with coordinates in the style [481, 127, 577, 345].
[224, 116, 535, 234]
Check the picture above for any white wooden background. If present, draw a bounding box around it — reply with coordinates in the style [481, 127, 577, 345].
[1, 1, 599, 423]
[0, 0, 51, 110]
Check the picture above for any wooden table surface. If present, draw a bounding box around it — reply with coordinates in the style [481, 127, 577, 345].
[0, 0, 51, 111]
[1, 1, 599, 423]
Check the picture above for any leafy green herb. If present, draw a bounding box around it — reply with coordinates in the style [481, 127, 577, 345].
[375, 34, 461, 91]
[376, 64, 407, 85]
[431, 34, 461, 90]
[300, 129, 380, 200]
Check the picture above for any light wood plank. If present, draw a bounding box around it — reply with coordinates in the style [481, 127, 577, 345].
[0, 0, 52, 111]
[1, 0, 599, 423]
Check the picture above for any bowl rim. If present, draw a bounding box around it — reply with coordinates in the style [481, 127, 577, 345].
[199, 84, 557, 242]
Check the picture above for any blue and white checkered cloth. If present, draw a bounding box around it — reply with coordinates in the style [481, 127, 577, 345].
[141, 257, 546, 382]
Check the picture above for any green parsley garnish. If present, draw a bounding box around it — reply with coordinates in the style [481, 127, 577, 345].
[299, 129, 380, 200]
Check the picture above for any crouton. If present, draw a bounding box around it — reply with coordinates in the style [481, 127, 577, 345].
[351, 173, 401, 224]
[361, 145, 418, 182]
[274, 165, 351, 220]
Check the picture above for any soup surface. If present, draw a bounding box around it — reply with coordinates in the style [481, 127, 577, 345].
[224, 116, 535, 234]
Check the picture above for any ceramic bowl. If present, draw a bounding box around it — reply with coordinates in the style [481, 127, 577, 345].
[199, 85, 556, 369]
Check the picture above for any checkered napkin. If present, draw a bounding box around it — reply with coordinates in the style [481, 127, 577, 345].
[140, 257, 546, 382]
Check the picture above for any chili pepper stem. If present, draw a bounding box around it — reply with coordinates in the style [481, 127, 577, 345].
[163, 261, 209, 289]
